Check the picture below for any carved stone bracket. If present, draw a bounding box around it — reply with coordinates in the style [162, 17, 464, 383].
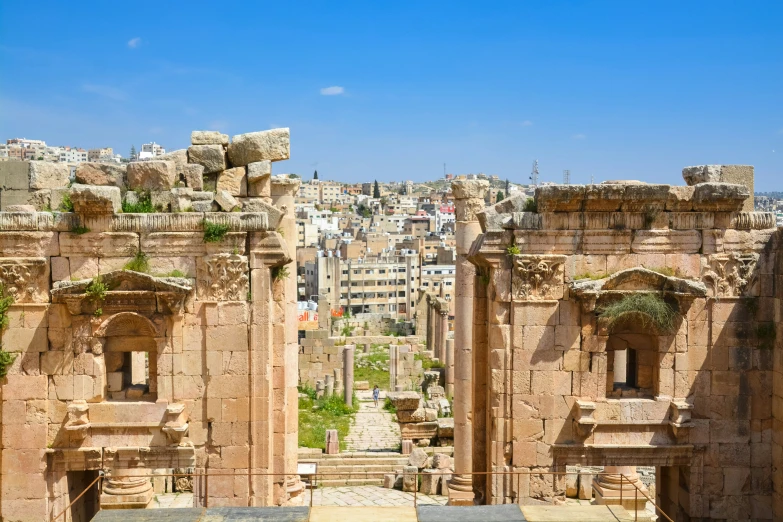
[511, 255, 565, 301]
[668, 400, 693, 440]
[702, 253, 759, 297]
[574, 400, 597, 437]
[197, 253, 249, 301]
[64, 400, 91, 440]
[162, 402, 189, 445]
[0, 257, 47, 303]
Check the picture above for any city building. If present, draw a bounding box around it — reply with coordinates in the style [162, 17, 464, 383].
[138, 142, 165, 159]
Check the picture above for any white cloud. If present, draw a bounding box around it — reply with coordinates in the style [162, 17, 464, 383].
[320, 86, 345, 96]
[209, 120, 228, 131]
[82, 83, 126, 101]
[572, 133, 586, 140]
[521, 120, 533, 126]
[128, 37, 141, 49]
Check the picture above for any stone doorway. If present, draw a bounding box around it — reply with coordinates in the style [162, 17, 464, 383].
[66, 470, 100, 522]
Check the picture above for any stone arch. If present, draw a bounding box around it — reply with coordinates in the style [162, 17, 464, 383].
[95, 312, 158, 338]
[99, 312, 158, 401]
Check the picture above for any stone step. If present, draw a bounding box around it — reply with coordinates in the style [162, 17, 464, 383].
[300, 458, 409, 467]
[312, 477, 387, 487]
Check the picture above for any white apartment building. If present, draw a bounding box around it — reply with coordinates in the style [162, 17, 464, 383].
[139, 142, 165, 159]
[58, 147, 88, 163]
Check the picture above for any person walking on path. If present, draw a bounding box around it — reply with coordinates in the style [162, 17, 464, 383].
[373, 385, 380, 408]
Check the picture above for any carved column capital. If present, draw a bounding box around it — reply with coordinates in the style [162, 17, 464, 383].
[452, 180, 489, 221]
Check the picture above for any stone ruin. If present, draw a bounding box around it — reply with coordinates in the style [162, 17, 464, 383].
[383, 448, 454, 495]
[388, 391, 453, 451]
[0, 129, 306, 521]
[446, 167, 783, 520]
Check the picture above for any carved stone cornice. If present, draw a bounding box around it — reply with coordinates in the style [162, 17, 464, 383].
[197, 254, 249, 301]
[0, 257, 47, 303]
[702, 253, 759, 298]
[511, 255, 565, 301]
[249, 231, 292, 269]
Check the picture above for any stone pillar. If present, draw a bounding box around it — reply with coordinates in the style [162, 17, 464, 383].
[324, 374, 334, 397]
[593, 466, 651, 518]
[270, 175, 305, 505]
[100, 449, 154, 510]
[447, 179, 488, 505]
[425, 297, 434, 354]
[344, 344, 355, 406]
[438, 310, 448, 366]
[389, 344, 399, 390]
[445, 338, 455, 397]
[432, 304, 441, 360]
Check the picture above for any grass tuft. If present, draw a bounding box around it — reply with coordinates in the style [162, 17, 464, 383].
[122, 192, 155, 213]
[124, 250, 150, 273]
[598, 293, 676, 333]
[71, 225, 90, 235]
[298, 388, 358, 450]
[203, 220, 229, 243]
[59, 193, 74, 212]
[523, 198, 537, 212]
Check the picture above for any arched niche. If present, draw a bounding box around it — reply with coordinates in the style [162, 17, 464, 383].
[99, 312, 159, 402]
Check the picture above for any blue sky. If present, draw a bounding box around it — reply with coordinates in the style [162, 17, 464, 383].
[1, 1, 782, 189]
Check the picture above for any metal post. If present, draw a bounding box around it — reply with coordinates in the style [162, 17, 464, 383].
[414, 472, 418, 508]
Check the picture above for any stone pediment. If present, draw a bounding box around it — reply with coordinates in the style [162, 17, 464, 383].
[52, 270, 192, 315]
[570, 267, 707, 308]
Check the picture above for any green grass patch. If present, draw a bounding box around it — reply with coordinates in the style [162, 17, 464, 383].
[59, 193, 74, 212]
[383, 397, 396, 414]
[122, 192, 155, 213]
[203, 220, 229, 243]
[355, 345, 390, 390]
[71, 225, 90, 235]
[159, 269, 187, 278]
[415, 352, 445, 369]
[598, 293, 676, 333]
[648, 266, 676, 277]
[298, 388, 358, 451]
[124, 250, 150, 273]
[573, 272, 608, 281]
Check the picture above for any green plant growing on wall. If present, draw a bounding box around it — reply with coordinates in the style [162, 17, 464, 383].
[122, 192, 155, 213]
[506, 239, 521, 256]
[598, 293, 676, 333]
[71, 225, 90, 235]
[203, 220, 229, 243]
[272, 265, 290, 281]
[85, 275, 108, 314]
[757, 322, 776, 349]
[59, 193, 74, 212]
[648, 266, 675, 277]
[0, 287, 16, 378]
[124, 249, 150, 273]
[523, 198, 537, 212]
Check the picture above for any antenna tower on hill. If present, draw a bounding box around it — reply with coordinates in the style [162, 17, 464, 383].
[563, 170, 570, 185]
[530, 160, 539, 186]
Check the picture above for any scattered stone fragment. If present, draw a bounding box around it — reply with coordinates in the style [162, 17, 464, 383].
[383, 473, 396, 489]
[227, 128, 290, 166]
[192, 200, 216, 212]
[69, 184, 121, 214]
[682, 165, 722, 185]
[431, 454, 451, 469]
[29, 161, 70, 190]
[6, 205, 36, 212]
[127, 160, 178, 190]
[214, 189, 240, 211]
[158, 149, 189, 179]
[170, 188, 194, 212]
[419, 469, 440, 495]
[402, 465, 418, 492]
[191, 130, 229, 146]
[188, 144, 226, 174]
[408, 448, 428, 469]
[74, 162, 127, 188]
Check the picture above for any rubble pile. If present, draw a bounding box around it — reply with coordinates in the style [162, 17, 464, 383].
[382, 449, 453, 495]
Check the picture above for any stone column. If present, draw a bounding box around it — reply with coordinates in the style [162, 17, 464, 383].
[432, 303, 441, 360]
[438, 309, 448, 367]
[270, 175, 305, 505]
[447, 179, 488, 505]
[324, 374, 334, 397]
[445, 338, 455, 397]
[389, 344, 399, 390]
[344, 344, 355, 406]
[425, 296, 434, 353]
[593, 466, 651, 518]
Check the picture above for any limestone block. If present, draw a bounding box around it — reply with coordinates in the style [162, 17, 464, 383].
[383, 473, 396, 489]
[401, 440, 413, 455]
[631, 230, 701, 254]
[188, 145, 226, 174]
[584, 184, 624, 211]
[666, 185, 695, 211]
[691, 182, 749, 212]
[535, 185, 585, 212]
[720, 165, 754, 211]
[74, 162, 127, 188]
[578, 472, 592, 499]
[402, 465, 418, 492]
[107, 371, 124, 392]
[193, 200, 217, 212]
[29, 161, 70, 189]
[621, 184, 671, 211]
[388, 391, 421, 410]
[400, 421, 438, 440]
[420, 469, 441, 495]
[565, 472, 578, 498]
[247, 161, 272, 197]
[127, 160, 178, 190]
[214, 190, 240, 211]
[158, 149, 189, 178]
[582, 230, 631, 254]
[70, 184, 121, 214]
[432, 453, 452, 469]
[227, 128, 290, 166]
[59, 231, 138, 257]
[191, 130, 229, 146]
[182, 164, 205, 190]
[217, 166, 248, 197]
[683, 165, 722, 185]
[408, 447, 429, 468]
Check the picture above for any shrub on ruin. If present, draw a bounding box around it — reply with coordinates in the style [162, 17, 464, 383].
[122, 192, 155, 213]
[71, 225, 90, 235]
[272, 266, 290, 281]
[203, 220, 229, 243]
[86, 275, 108, 304]
[523, 198, 537, 212]
[598, 293, 676, 333]
[124, 250, 150, 273]
[59, 193, 74, 212]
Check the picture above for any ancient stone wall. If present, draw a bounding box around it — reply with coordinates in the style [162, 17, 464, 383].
[0, 129, 303, 521]
[457, 174, 779, 520]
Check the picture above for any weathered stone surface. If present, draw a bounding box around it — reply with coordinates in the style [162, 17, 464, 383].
[74, 162, 127, 188]
[683, 165, 722, 185]
[227, 128, 290, 166]
[6, 205, 36, 212]
[240, 199, 283, 228]
[578, 472, 592, 499]
[409, 448, 429, 469]
[158, 149, 189, 178]
[584, 184, 625, 211]
[402, 465, 418, 492]
[432, 453, 452, 469]
[477, 194, 528, 231]
[217, 167, 247, 197]
[620, 184, 671, 211]
[388, 391, 421, 411]
[214, 190, 240, 211]
[29, 161, 70, 190]
[720, 165, 754, 212]
[69, 184, 121, 214]
[397, 408, 428, 423]
[420, 469, 441, 495]
[170, 188, 194, 212]
[535, 185, 586, 212]
[247, 161, 272, 197]
[691, 182, 749, 212]
[437, 417, 454, 438]
[182, 164, 204, 190]
[192, 200, 217, 212]
[383, 473, 396, 489]
[188, 144, 226, 174]
[191, 130, 229, 146]
[400, 421, 438, 440]
[127, 161, 178, 190]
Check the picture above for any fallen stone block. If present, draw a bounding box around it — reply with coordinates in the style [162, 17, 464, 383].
[228, 128, 290, 166]
[158, 149, 189, 178]
[354, 380, 369, 391]
[578, 472, 592, 500]
[682, 165, 722, 185]
[217, 166, 247, 196]
[70, 184, 121, 214]
[191, 130, 229, 146]
[420, 469, 440, 495]
[6, 205, 36, 212]
[192, 200, 216, 212]
[182, 164, 205, 190]
[127, 160, 178, 190]
[188, 144, 226, 174]
[408, 448, 428, 469]
[402, 465, 418, 492]
[397, 407, 428, 423]
[437, 417, 454, 438]
[431, 454, 451, 469]
[75, 162, 127, 188]
[383, 473, 396, 489]
[387, 391, 421, 411]
[325, 429, 339, 455]
[29, 161, 70, 190]
[170, 188, 194, 212]
[214, 190, 240, 211]
[416, 439, 431, 447]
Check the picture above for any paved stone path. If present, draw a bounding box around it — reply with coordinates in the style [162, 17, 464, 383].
[305, 485, 448, 506]
[344, 391, 400, 452]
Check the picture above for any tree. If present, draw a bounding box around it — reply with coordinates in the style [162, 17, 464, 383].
[313, 170, 318, 180]
[373, 180, 381, 199]
[496, 190, 505, 201]
[129, 145, 137, 160]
